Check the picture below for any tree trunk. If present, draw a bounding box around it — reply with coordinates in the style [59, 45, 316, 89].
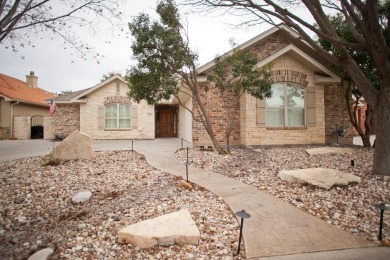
[345, 82, 372, 147]
[362, 105, 373, 147]
[373, 90, 390, 176]
[361, 134, 371, 147]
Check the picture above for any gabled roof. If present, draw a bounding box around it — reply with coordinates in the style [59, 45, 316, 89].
[256, 44, 340, 83]
[196, 24, 300, 74]
[0, 73, 53, 106]
[53, 75, 126, 104]
[53, 88, 92, 102]
[196, 23, 339, 82]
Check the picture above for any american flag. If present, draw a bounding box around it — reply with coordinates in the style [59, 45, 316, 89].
[49, 98, 56, 115]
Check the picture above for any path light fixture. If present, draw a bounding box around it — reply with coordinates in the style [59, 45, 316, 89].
[374, 203, 390, 240]
[235, 210, 251, 256]
[351, 159, 355, 167]
[130, 139, 134, 151]
[185, 162, 189, 182]
[186, 147, 189, 164]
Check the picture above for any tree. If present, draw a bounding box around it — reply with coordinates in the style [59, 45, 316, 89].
[207, 44, 272, 152]
[126, 0, 225, 153]
[317, 13, 380, 147]
[183, 0, 390, 176]
[0, 0, 123, 58]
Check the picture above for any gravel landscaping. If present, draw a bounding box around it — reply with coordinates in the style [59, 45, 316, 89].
[0, 151, 242, 259]
[2, 144, 389, 259]
[175, 145, 390, 245]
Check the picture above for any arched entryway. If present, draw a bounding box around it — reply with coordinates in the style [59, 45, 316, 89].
[31, 115, 44, 139]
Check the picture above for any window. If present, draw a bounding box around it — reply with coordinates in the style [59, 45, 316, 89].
[266, 82, 305, 126]
[105, 103, 131, 129]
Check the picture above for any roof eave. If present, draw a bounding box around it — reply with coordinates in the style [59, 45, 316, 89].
[196, 24, 303, 75]
[256, 44, 341, 82]
[71, 75, 126, 101]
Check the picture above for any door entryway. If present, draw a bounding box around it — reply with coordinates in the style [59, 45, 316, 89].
[31, 115, 44, 139]
[155, 106, 178, 137]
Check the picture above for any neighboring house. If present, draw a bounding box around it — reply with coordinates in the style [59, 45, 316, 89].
[352, 99, 376, 136]
[52, 24, 353, 146]
[0, 72, 53, 139]
[50, 75, 160, 140]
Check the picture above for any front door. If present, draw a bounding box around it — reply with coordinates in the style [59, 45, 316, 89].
[158, 109, 176, 137]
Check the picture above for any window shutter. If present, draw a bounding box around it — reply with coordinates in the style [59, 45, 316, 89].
[131, 105, 138, 130]
[98, 105, 104, 130]
[256, 98, 266, 127]
[307, 85, 316, 126]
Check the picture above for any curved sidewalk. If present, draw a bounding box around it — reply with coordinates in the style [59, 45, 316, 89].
[134, 138, 389, 259]
[1, 139, 389, 259]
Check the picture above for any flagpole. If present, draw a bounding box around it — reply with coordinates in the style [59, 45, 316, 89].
[49, 98, 56, 160]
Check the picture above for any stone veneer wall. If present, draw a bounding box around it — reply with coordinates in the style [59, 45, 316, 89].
[52, 104, 80, 138]
[13, 116, 30, 140]
[240, 54, 327, 146]
[79, 80, 155, 139]
[324, 85, 354, 145]
[192, 85, 241, 147]
[44, 117, 54, 140]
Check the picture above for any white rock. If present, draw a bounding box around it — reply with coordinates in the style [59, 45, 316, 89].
[16, 216, 27, 223]
[51, 130, 93, 160]
[278, 168, 360, 190]
[306, 147, 353, 156]
[72, 190, 92, 203]
[118, 209, 200, 248]
[78, 223, 87, 230]
[27, 248, 54, 260]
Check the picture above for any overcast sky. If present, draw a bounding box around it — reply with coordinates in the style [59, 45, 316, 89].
[0, 1, 270, 94]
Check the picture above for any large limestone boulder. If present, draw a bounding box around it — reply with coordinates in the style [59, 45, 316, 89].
[278, 168, 360, 190]
[51, 130, 93, 160]
[306, 147, 353, 156]
[28, 248, 54, 260]
[118, 209, 200, 248]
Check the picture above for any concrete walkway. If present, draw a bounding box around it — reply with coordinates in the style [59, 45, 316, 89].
[1, 138, 389, 259]
[133, 138, 389, 259]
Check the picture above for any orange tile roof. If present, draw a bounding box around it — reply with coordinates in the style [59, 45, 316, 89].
[0, 73, 54, 106]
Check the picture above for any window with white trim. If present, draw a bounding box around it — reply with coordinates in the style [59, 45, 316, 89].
[105, 103, 131, 129]
[266, 82, 305, 126]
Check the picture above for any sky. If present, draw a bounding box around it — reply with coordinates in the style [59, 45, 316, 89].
[0, 1, 272, 94]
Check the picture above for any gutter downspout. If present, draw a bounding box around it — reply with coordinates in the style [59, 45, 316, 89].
[10, 101, 19, 139]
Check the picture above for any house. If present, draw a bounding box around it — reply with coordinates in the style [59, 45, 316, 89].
[50, 75, 156, 140]
[0, 72, 54, 139]
[189, 24, 353, 147]
[51, 24, 352, 146]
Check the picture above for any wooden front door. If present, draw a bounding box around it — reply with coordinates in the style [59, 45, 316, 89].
[158, 109, 176, 137]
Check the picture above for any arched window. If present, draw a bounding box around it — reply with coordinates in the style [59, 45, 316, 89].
[266, 82, 305, 126]
[105, 103, 131, 129]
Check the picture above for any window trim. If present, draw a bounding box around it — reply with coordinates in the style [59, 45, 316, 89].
[266, 82, 306, 127]
[104, 103, 131, 130]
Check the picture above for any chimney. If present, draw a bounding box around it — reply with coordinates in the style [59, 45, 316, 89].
[26, 71, 38, 88]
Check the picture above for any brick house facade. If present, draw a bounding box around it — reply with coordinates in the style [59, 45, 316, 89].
[49, 76, 156, 140]
[193, 25, 353, 147]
